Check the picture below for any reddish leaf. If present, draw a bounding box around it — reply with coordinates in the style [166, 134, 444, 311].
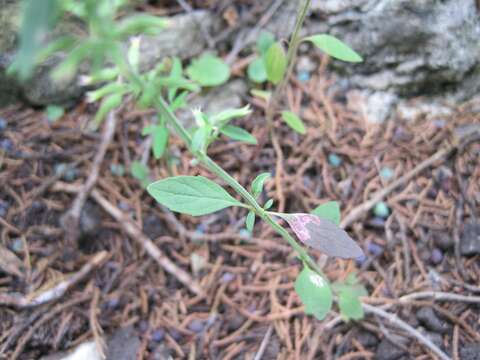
[282, 213, 364, 259]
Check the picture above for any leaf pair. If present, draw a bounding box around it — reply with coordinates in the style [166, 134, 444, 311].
[333, 273, 368, 321]
[190, 106, 257, 151]
[295, 266, 367, 321]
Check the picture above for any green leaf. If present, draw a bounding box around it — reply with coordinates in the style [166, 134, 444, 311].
[338, 291, 364, 321]
[264, 199, 274, 210]
[247, 57, 267, 83]
[311, 201, 341, 225]
[251, 172, 271, 197]
[116, 14, 168, 37]
[92, 93, 122, 129]
[305, 34, 363, 63]
[9, 0, 58, 80]
[186, 54, 230, 87]
[46, 105, 64, 123]
[264, 42, 287, 85]
[127, 37, 141, 71]
[131, 161, 150, 188]
[152, 126, 169, 159]
[147, 176, 243, 216]
[220, 125, 257, 145]
[211, 106, 252, 126]
[256, 31, 275, 55]
[250, 89, 271, 101]
[295, 265, 333, 321]
[246, 211, 255, 233]
[192, 127, 208, 152]
[281, 111, 306, 134]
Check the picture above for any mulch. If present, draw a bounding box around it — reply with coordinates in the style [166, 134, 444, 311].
[1, 8, 480, 360]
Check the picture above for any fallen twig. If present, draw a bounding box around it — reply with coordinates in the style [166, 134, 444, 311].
[61, 111, 117, 244]
[341, 129, 480, 228]
[0, 251, 108, 308]
[53, 182, 205, 297]
[362, 303, 451, 360]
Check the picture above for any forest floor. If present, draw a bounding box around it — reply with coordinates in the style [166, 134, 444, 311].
[1, 2, 480, 360]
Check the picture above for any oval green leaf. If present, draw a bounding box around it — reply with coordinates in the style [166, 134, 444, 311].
[311, 201, 341, 225]
[186, 54, 230, 87]
[281, 111, 306, 134]
[220, 125, 257, 145]
[147, 176, 242, 216]
[264, 42, 287, 85]
[246, 211, 255, 233]
[247, 57, 268, 83]
[305, 34, 363, 63]
[152, 126, 169, 159]
[251, 172, 271, 197]
[295, 265, 333, 321]
[337, 285, 367, 321]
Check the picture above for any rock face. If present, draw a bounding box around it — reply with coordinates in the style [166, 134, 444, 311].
[2, 0, 480, 108]
[309, 0, 480, 99]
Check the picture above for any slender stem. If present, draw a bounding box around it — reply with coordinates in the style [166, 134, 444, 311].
[151, 95, 322, 274]
[265, 0, 311, 126]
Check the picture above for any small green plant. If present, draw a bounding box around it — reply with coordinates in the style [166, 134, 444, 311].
[13, 0, 366, 322]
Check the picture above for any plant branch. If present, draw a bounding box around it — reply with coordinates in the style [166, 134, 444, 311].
[265, 0, 311, 127]
[152, 96, 323, 275]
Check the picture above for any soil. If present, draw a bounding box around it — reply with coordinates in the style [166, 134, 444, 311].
[1, 1, 480, 359]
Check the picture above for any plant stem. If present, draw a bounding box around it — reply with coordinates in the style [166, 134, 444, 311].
[153, 95, 322, 275]
[265, 0, 311, 126]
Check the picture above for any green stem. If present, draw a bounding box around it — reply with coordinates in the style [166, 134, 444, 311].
[265, 0, 311, 126]
[152, 94, 322, 275]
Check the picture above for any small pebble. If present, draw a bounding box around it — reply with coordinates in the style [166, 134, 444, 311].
[168, 329, 182, 341]
[373, 201, 390, 218]
[0, 138, 13, 152]
[118, 201, 130, 211]
[297, 70, 310, 82]
[355, 254, 367, 267]
[151, 328, 165, 342]
[63, 167, 77, 182]
[328, 153, 342, 167]
[380, 167, 394, 180]
[188, 319, 205, 333]
[0, 117, 7, 131]
[110, 163, 125, 177]
[239, 228, 251, 239]
[430, 248, 443, 265]
[106, 297, 120, 309]
[138, 320, 149, 333]
[0, 201, 8, 217]
[221, 272, 235, 284]
[369, 217, 386, 228]
[416, 307, 451, 334]
[367, 242, 384, 256]
[11, 238, 24, 253]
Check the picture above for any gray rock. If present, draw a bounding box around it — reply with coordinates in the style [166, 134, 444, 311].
[432, 231, 454, 251]
[308, 0, 480, 100]
[415, 307, 451, 334]
[460, 222, 480, 256]
[460, 344, 480, 360]
[79, 201, 102, 237]
[375, 339, 406, 360]
[106, 326, 141, 360]
[177, 79, 248, 128]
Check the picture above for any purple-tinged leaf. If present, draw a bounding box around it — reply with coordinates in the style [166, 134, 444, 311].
[281, 213, 364, 259]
